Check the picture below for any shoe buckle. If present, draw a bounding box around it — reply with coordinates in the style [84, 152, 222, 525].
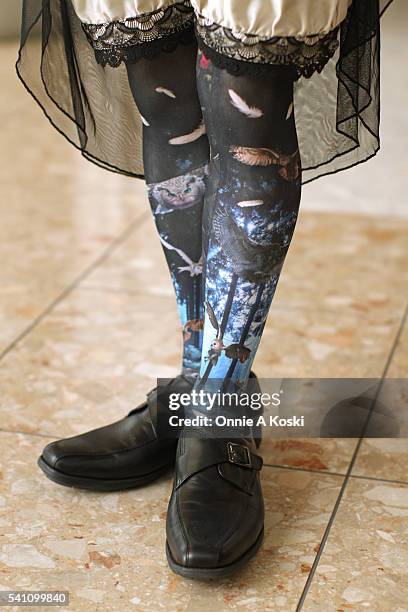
[227, 442, 252, 468]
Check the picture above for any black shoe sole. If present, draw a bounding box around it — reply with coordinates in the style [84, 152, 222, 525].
[37, 456, 173, 492]
[165, 526, 264, 580]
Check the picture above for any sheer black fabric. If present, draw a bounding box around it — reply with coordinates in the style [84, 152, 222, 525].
[16, 0, 393, 185]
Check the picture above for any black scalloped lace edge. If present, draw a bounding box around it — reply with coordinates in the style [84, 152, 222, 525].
[90, 25, 196, 68]
[194, 25, 339, 79]
[195, 32, 301, 78]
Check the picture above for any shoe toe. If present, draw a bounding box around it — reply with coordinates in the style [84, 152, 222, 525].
[167, 485, 242, 569]
[41, 440, 67, 469]
[169, 541, 219, 570]
[167, 456, 264, 574]
[40, 433, 94, 475]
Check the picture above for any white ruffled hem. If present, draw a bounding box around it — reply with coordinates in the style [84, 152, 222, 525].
[71, 0, 352, 38]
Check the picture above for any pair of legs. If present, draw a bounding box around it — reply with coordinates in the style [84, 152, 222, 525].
[38, 35, 302, 579]
[126, 38, 301, 392]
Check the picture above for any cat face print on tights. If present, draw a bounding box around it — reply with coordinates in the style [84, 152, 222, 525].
[147, 164, 209, 215]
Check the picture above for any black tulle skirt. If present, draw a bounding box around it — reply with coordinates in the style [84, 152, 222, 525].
[16, 0, 393, 184]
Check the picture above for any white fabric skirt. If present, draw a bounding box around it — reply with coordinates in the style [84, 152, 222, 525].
[71, 0, 352, 37]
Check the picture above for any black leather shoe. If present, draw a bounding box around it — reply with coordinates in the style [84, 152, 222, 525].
[37, 374, 194, 491]
[166, 430, 264, 579]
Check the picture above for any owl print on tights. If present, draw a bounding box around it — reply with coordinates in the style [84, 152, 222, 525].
[147, 164, 209, 375]
[147, 165, 208, 215]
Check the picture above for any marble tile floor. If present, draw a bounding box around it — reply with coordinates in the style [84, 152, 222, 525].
[1, 5, 408, 608]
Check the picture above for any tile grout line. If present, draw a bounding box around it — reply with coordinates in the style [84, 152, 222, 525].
[348, 472, 408, 487]
[0, 428, 56, 439]
[296, 300, 408, 611]
[263, 462, 408, 486]
[0, 214, 146, 364]
[264, 463, 346, 479]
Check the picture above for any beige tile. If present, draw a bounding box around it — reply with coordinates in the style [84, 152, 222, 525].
[352, 321, 408, 482]
[255, 302, 402, 472]
[385, 316, 408, 379]
[276, 211, 408, 317]
[352, 385, 408, 482]
[352, 438, 408, 483]
[0, 202, 146, 354]
[81, 214, 172, 298]
[262, 438, 357, 475]
[256, 306, 400, 378]
[0, 432, 173, 610]
[0, 288, 183, 437]
[303, 478, 408, 611]
[0, 42, 148, 353]
[0, 432, 344, 611]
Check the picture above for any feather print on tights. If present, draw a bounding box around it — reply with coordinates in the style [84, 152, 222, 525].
[169, 120, 206, 145]
[155, 86, 176, 98]
[286, 102, 294, 120]
[229, 146, 300, 181]
[237, 200, 264, 207]
[228, 89, 263, 119]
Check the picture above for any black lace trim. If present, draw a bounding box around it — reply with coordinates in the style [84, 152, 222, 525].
[194, 17, 340, 79]
[82, 0, 339, 75]
[195, 33, 299, 79]
[82, 0, 195, 67]
[93, 26, 196, 67]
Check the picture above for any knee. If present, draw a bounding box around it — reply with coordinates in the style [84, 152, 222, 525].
[210, 199, 298, 284]
[126, 48, 202, 129]
[125, 62, 177, 124]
